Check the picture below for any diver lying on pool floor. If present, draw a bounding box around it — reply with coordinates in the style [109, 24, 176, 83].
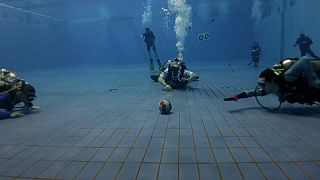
[0, 69, 39, 120]
[224, 56, 320, 106]
[155, 57, 199, 92]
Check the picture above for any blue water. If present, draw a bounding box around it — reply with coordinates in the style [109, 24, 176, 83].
[0, 0, 319, 70]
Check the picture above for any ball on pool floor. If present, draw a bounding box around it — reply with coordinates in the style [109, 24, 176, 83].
[159, 99, 172, 114]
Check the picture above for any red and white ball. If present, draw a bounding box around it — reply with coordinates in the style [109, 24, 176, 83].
[159, 99, 172, 114]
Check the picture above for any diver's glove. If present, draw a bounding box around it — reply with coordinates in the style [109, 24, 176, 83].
[164, 84, 172, 92]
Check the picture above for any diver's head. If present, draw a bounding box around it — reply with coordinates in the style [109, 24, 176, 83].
[259, 68, 278, 83]
[170, 57, 185, 69]
[258, 68, 280, 93]
[300, 32, 305, 38]
[172, 57, 185, 64]
[23, 83, 36, 101]
[145, 27, 150, 31]
[1, 68, 9, 75]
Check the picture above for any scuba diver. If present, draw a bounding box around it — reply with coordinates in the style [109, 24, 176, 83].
[157, 57, 199, 92]
[0, 69, 38, 120]
[142, 27, 162, 71]
[294, 32, 319, 59]
[248, 41, 262, 67]
[224, 56, 320, 109]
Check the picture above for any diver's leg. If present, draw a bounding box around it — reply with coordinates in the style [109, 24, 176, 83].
[150, 58, 154, 71]
[156, 59, 162, 71]
[152, 45, 162, 70]
[302, 57, 320, 88]
[307, 49, 320, 59]
[152, 45, 159, 59]
[147, 45, 154, 71]
[0, 111, 11, 120]
[284, 56, 307, 82]
[252, 57, 258, 67]
[285, 56, 320, 88]
[147, 48, 152, 60]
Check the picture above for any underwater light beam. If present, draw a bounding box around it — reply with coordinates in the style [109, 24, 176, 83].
[168, 0, 192, 59]
[0, 2, 63, 22]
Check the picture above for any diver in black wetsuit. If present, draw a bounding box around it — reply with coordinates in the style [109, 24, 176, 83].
[0, 69, 39, 120]
[142, 28, 162, 71]
[224, 56, 320, 102]
[248, 42, 262, 67]
[294, 32, 319, 59]
[158, 58, 199, 91]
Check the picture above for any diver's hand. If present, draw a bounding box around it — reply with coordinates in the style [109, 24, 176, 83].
[164, 85, 172, 92]
[10, 112, 24, 118]
[22, 104, 40, 113]
[185, 78, 193, 84]
[30, 105, 41, 110]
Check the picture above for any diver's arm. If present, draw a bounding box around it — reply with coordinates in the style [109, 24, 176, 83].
[158, 76, 172, 91]
[187, 72, 199, 82]
[224, 89, 266, 101]
[251, 48, 257, 52]
[141, 31, 146, 38]
[0, 81, 7, 88]
[158, 76, 167, 86]
[0, 81, 12, 91]
[158, 70, 169, 87]
[0, 111, 24, 120]
[0, 111, 11, 120]
[294, 39, 298, 47]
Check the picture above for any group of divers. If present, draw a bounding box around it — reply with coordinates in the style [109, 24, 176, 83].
[0, 30, 320, 120]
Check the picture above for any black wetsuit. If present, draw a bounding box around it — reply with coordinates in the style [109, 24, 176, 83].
[143, 30, 156, 51]
[164, 65, 188, 89]
[251, 45, 261, 65]
[295, 36, 319, 58]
